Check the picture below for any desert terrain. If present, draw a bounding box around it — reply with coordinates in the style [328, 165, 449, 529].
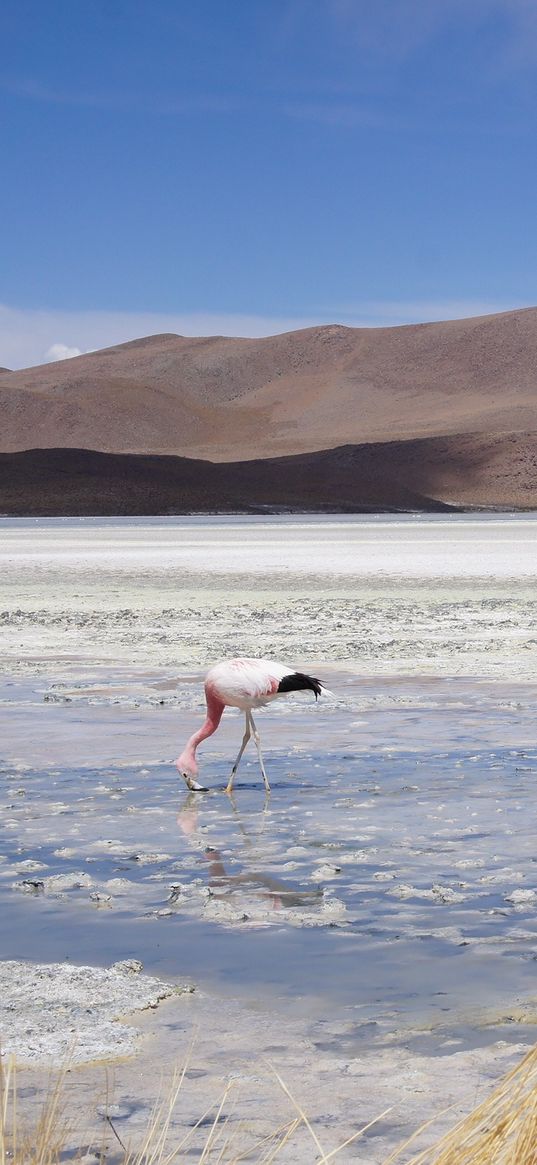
[1, 307, 537, 512]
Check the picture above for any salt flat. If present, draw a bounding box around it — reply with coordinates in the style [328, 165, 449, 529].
[2, 515, 537, 682]
[3, 513, 537, 577]
[2, 514, 537, 1160]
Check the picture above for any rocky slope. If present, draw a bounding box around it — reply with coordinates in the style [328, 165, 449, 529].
[1, 308, 536, 509]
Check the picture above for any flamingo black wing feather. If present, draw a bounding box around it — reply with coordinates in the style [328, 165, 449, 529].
[277, 672, 322, 699]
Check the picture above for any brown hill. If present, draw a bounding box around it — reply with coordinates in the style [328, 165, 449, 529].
[1, 433, 536, 514]
[1, 308, 537, 462]
[0, 443, 466, 515]
[1, 308, 536, 510]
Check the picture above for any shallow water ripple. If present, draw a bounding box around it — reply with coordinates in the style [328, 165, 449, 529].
[2, 740, 537, 1040]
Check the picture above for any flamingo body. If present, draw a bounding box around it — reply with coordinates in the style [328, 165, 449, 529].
[176, 657, 326, 793]
[206, 657, 293, 708]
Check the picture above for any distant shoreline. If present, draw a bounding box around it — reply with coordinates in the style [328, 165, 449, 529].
[1, 505, 535, 514]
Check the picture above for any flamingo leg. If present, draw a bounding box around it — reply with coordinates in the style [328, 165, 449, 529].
[225, 713, 252, 795]
[248, 711, 271, 793]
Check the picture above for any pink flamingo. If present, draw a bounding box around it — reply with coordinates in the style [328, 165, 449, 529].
[176, 657, 330, 794]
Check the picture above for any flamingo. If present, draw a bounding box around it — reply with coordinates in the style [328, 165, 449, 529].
[176, 657, 330, 794]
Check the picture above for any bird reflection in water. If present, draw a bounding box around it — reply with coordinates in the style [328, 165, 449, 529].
[176, 793, 324, 913]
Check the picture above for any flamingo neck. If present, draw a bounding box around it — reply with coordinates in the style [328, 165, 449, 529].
[179, 691, 224, 773]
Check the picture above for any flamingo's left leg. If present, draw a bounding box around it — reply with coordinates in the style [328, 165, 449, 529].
[248, 711, 271, 793]
[225, 713, 251, 795]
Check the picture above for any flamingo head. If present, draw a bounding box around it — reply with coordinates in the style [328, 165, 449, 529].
[176, 751, 208, 792]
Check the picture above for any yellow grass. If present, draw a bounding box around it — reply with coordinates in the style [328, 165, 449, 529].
[1, 1057, 71, 1165]
[2, 1042, 537, 1164]
[392, 1042, 537, 1165]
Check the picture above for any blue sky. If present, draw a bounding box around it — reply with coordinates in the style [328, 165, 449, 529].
[1, 0, 537, 367]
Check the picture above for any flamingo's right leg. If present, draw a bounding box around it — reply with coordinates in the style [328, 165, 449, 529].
[225, 714, 251, 795]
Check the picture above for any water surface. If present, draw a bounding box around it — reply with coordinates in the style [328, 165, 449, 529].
[2, 673, 537, 1053]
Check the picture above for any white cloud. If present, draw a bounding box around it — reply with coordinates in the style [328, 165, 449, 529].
[45, 343, 83, 362]
[0, 299, 528, 371]
[326, 0, 537, 66]
[328, 0, 457, 59]
[0, 305, 327, 370]
[2, 77, 241, 117]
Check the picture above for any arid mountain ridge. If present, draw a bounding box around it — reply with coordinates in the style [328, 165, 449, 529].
[1, 307, 537, 511]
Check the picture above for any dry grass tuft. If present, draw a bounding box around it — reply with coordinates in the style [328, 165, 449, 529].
[1, 1042, 537, 1163]
[1, 1056, 72, 1165]
[387, 1042, 537, 1165]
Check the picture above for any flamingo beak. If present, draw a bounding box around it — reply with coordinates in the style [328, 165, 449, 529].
[182, 772, 209, 792]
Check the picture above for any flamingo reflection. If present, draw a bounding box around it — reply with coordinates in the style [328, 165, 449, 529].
[176, 793, 323, 913]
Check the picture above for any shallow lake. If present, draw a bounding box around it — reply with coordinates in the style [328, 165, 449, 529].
[2, 667, 537, 1057]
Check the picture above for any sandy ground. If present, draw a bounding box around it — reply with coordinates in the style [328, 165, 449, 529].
[6, 986, 533, 1163]
[2, 515, 537, 1161]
